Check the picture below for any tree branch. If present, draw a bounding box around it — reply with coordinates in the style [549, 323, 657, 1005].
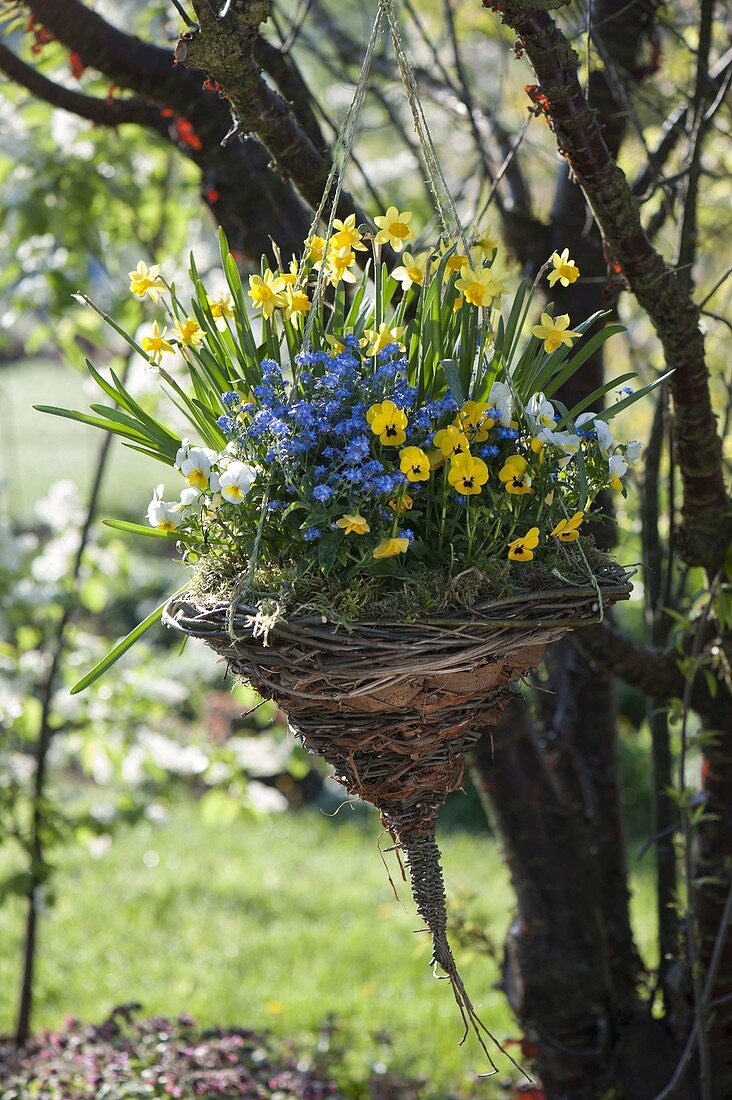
[178, 0, 361, 219]
[485, 0, 732, 573]
[0, 42, 168, 132]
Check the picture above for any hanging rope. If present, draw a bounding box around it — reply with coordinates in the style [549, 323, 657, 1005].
[300, 0, 388, 350]
[383, 0, 470, 255]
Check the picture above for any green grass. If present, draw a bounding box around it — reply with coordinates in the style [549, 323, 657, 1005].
[0, 802, 656, 1096]
[0, 358, 153, 522]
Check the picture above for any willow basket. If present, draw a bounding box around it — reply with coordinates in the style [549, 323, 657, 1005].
[163, 562, 632, 1071]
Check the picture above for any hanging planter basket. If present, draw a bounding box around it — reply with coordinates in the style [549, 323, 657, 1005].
[163, 562, 632, 1070]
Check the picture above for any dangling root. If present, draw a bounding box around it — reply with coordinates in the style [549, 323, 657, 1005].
[399, 827, 532, 1083]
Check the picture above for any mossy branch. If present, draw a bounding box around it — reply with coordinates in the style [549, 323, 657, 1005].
[484, 0, 731, 573]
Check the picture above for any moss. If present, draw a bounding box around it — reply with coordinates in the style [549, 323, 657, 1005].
[186, 539, 619, 628]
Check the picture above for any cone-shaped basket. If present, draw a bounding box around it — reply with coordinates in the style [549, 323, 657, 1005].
[163, 563, 631, 1072]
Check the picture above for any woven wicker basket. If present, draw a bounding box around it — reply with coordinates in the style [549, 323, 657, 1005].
[163, 563, 632, 1071]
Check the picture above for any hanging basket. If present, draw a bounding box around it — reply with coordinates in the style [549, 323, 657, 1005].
[162, 562, 632, 1072]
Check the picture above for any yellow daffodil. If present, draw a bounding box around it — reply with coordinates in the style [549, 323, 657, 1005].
[305, 234, 326, 262]
[330, 214, 367, 253]
[547, 248, 580, 288]
[129, 260, 165, 302]
[284, 286, 311, 324]
[508, 527, 540, 561]
[433, 424, 471, 459]
[399, 446, 431, 482]
[551, 511, 584, 542]
[141, 320, 174, 366]
[373, 206, 414, 252]
[336, 513, 370, 535]
[531, 313, 580, 354]
[392, 250, 431, 291]
[366, 400, 408, 446]
[448, 453, 489, 496]
[440, 246, 469, 283]
[208, 291, 235, 330]
[456, 400, 494, 443]
[248, 270, 286, 319]
[372, 536, 410, 559]
[322, 246, 357, 286]
[278, 259, 300, 285]
[325, 333, 346, 354]
[455, 265, 505, 308]
[173, 317, 204, 348]
[388, 494, 413, 512]
[473, 225, 499, 258]
[361, 322, 405, 357]
[499, 454, 533, 495]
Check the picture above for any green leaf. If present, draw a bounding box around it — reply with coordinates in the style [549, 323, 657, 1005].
[594, 370, 674, 422]
[441, 359, 465, 405]
[70, 591, 184, 695]
[102, 519, 191, 541]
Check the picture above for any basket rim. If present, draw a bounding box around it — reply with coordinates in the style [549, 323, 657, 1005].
[162, 566, 634, 638]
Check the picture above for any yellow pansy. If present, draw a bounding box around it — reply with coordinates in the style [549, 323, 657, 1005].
[372, 536, 410, 559]
[455, 266, 505, 308]
[428, 448, 445, 471]
[173, 317, 204, 348]
[366, 400, 408, 446]
[248, 270, 286, 319]
[551, 511, 584, 542]
[547, 249, 580, 288]
[447, 453, 489, 496]
[129, 260, 165, 302]
[499, 455, 532, 495]
[284, 286, 311, 324]
[388, 494, 413, 512]
[456, 400, 494, 443]
[330, 214, 367, 253]
[399, 446, 431, 482]
[141, 320, 174, 365]
[433, 424, 471, 459]
[531, 313, 580, 354]
[336, 513, 370, 535]
[392, 251, 431, 291]
[361, 322, 405, 357]
[373, 206, 414, 252]
[508, 527, 540, 561]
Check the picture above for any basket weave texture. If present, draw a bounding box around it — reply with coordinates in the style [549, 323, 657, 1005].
[163, 564, 632, 1070]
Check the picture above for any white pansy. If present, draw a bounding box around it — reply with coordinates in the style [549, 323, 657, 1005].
[146, 485, 181, 531]
[576, 412, 614, 456]
[219, 461, 257, 504]
[526, 391, 555, 429]
[608, 454, 628, 489]
[488, 380, 514, 426]
[179, 486, 201, 506]
[539, 427, 581, 468]
[625, 440, 643, 464]
[175, 444, 217, 491]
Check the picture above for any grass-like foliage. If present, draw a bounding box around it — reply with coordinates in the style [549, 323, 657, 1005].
[37, 215, 663, 686]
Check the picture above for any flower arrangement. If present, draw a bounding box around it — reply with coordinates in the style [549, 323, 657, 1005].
[42, 213, 651, 632]
[40, 210, 657, 1075]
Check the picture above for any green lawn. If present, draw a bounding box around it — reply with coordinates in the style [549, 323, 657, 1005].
[0, 802, 656, 1096]
[0, 358, 152, 522]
